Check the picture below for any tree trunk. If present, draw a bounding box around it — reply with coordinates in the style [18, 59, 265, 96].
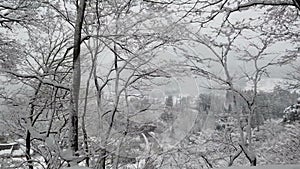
[92, 50, 106, 169]
[228, 149, 242, 166]
[245, 108, 256, 166]
[25, 130, 33, 169]
[97, 149, 106, 169]
[26, 83, 42, 169]
[69, 0, 86, 160]
[82, 50, 97, 166]
[239, 143, 257, 166]
[82, 80, 90, 166]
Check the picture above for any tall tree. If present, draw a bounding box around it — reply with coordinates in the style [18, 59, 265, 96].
[69, 0, 86, 162]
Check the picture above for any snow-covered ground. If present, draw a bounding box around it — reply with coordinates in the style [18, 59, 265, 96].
[63, 166, 92, 169]
[216, 164, 300, 169]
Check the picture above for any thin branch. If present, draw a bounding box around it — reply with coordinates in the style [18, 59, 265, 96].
[1, 69, 70, 91]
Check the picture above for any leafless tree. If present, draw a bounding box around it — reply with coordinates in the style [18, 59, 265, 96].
[176, 17, 293, 165]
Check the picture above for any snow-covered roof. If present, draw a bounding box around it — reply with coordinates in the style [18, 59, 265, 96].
[0, 140, 33, 157]
[0, 148, 12, 157]
[0, 142, 18, 146]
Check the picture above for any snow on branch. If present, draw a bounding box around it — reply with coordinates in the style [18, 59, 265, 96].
[227, 0, 296, 13]
[0, 69, 70, 91]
